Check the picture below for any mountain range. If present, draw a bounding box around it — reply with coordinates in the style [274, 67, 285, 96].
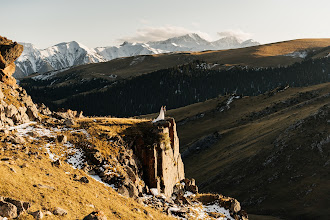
[14, 33, 259, 77]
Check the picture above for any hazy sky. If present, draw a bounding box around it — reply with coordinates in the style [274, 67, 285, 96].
[2, 0, 330, 48]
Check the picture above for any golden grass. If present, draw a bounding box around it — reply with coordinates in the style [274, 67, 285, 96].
[0, 117, 175, 220]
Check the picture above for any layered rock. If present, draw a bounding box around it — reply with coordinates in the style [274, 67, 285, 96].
[134, 118, 185, 197]
[0, 36, 23, 86]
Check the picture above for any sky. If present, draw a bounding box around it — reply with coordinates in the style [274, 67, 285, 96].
[1, 0, 330, 49]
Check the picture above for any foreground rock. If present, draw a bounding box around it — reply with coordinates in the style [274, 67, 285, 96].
[0, 36, 23, 86]
[83, 211, 107, 220]
[0, 196, 31, 219]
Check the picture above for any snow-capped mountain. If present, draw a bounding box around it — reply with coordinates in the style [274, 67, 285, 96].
[14, 41, 105, 78]
[94, 41, 163, 61]
[15, 34, 259, 77]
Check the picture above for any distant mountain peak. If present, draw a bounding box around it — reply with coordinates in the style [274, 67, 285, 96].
[15, 34, 260, 77]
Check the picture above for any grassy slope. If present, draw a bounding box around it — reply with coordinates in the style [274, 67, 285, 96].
[0, 117, 174, 220]
[159, 82, 330, 219]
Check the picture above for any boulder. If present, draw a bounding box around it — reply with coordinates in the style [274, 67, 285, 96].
[53, 207, 67, 216]
[79, 176, 89, 183]
[57, 134, 67, 143]
[31, 210, 43, 219]
[0, 201, 17, 218]
[83, 211, 107, 220]
[4, 197, 31, 216]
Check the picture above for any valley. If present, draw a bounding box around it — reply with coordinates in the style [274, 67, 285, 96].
[163, 82, 330, 219]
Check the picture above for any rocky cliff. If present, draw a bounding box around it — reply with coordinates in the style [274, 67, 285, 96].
[0, 36, 247, 220]
[133, 118, 185, 197]
[0, 36, 23, 86]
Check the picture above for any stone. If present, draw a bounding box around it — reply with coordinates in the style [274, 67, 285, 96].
[0, 36, 23, 68]
[64, 118, 75, 126]
[117, 186, 129, 197]
[33, 184, 55, 190]
[44, 210, 53, 216]
[51, 159, 61, 167]
[26, 105, 40, 121]
[4, 104, 18, 118]
[53, 207, 67, 216]
[0, 36, 23, 86]
[4, 197, 31, 216]
[79, 176, 89, 183]
[0, 201, 17, 218]
[83, 211, 107, 220]
[31, 210, 43, 219]
[57, 134, 67, 143]
[230, 199, 241, 213]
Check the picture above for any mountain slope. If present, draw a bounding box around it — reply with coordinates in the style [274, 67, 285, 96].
[15, 34, 259, 77]
[156, 82, 330, 219]
[19, 43, 330, 117]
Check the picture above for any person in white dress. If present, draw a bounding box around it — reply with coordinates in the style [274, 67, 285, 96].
[152, 106, 166, 123]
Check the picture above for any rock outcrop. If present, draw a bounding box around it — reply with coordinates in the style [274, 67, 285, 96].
[0, 36, 23, 86]
[0, 82, 41, 128]
[134, 118, 185, 197]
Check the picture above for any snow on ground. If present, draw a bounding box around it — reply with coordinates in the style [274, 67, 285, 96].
[203, 204, 234, 220]
[89, 174, 117, 190]
[190, 203, 234, 220]
[9, 123, 89, 168]
[8, 122, 37, 131]
[284, 51, 308, 59]
[65, 142, 85, 169]
[32, 67, 70, 81]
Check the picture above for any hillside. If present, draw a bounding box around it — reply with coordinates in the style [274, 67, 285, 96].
[155, 82, 330, 219]
[22, 38, 330, 83]
[1, 35, 248, 220]
[20, 47, 330, 117]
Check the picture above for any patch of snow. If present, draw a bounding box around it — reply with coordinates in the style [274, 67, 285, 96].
[284, 51, 308, 59]
[203, 204, 234, 220]
[70, 129, 91, 139]
[89, 174, 117, 190]
[8, 122, 36, 131]
[184, 191, 195, 197]
[150, 188, 159, 196]
[44, 143, 58, 161]
[32, 67, 70, 81]
[66, 145, 85, 169]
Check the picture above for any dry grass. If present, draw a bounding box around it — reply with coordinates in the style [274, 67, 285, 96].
[166, 82, 330, 219]
[0, 117, 175, 220]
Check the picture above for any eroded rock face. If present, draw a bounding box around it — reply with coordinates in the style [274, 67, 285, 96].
[0, 36, 23, 86]
[134, 118, 185, 197]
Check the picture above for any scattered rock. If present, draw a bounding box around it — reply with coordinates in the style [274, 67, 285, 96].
[4, 197, 31, 216]
[31, 210, 43, 219]
[51, 159, 61, 168]
[33, 184, 55, 190]
[79, 176, 89, 183]
[57, 134, 67, 143]
[44, 210, 53, 216]
[83, 211, 107, 220]
[0, 201, 17, 218]
[64, 118, 75, 126]
[53, 207, 67, 216]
